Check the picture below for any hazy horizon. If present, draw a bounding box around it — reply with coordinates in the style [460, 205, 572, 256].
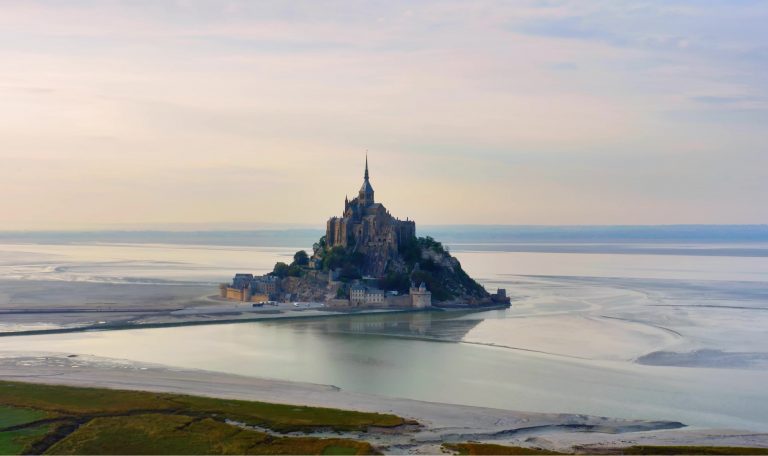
[2, 1, 767, 229]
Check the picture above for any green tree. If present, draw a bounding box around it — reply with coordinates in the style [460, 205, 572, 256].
[293, 250, 309, 266]
[287, 264, 304, 277]
[323, 246, 347, 271]
[398, 237, 421, 266]
[411, 270, 452, 301]
[379, 272, 410, 294]
[272, 262, 290, 278]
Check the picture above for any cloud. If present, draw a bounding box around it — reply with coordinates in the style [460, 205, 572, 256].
[0, 0, 766, 227]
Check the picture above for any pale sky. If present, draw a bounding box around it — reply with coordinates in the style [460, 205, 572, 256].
[1, 0, 766, 229]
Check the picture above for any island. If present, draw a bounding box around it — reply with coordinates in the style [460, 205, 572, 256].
[221, 157, 510, 310]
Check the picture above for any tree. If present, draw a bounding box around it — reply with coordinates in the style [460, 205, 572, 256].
[293, 250, 309, 266]
[288, 264, 304, 277]
[322, 246, 348, 271]
[379, 272, 410, 294]
[411, 270, 452, 302]
[336, 286, 348, 299]
[272, 262, 290, 278]
[339, 264, 361, 281]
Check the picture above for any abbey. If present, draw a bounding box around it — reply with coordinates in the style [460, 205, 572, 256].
[325, 157, 416, 278]
[223, 155, 508, 310]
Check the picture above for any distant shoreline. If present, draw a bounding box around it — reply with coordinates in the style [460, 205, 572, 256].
[1, 224, 767, 248]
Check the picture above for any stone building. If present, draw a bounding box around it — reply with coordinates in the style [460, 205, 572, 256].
[410, 282, 432, 308]
[341, 282, 429, 308]
[367, 289, 385, 304]
[222, 273, 279, 303]
[251, 275, 280, 295]
[349, 284, 366, 305]
[325, 156, 416, 278]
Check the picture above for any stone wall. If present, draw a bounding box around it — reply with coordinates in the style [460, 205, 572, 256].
[327, 298, 353, 308]
[224, 287, 269, 303]
[386, 294, 412, 308]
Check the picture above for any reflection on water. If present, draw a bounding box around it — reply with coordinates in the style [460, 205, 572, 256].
[283, 310, 484, 341]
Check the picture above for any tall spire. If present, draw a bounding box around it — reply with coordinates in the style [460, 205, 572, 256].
[359, 150, 374, 206]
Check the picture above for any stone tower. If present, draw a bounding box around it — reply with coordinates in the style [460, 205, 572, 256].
[410, 282, 432, 308]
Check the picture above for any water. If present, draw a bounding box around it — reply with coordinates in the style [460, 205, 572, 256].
[0, 226, 767, 431]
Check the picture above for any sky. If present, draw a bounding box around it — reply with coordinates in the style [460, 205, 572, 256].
[1, 0, 767, 229]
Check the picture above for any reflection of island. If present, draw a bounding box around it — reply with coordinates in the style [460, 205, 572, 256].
[223, 156, 510, 310]
[287, 311, 485, 342]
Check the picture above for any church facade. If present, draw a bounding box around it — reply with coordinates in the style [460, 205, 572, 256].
[325, 157, 416, 278]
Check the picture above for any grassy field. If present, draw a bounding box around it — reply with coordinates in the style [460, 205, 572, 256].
[0, 380, 403, 454]
[0, 423, 53, 455]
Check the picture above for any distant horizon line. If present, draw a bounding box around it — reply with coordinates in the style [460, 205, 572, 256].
[1, 223, 767, 233]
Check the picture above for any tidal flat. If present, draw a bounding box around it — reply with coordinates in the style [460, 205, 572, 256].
[1, 231, 767, 453]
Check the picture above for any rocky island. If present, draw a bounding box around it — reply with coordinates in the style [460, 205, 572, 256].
[223, 157, 510, 310]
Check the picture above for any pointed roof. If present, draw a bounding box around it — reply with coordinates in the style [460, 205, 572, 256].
[360, 153, 374, 197]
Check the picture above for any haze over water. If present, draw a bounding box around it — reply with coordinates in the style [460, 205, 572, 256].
[1, 226, 767, 431]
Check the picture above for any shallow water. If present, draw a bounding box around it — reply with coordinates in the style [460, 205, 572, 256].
[1, 234, 767, 431]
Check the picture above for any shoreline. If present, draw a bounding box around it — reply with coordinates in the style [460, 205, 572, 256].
[0, 301, 509, 338]
[0, 352, 765, 454]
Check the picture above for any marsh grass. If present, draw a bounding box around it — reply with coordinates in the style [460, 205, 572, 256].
[0, 380, 398, 454]
[0, 424, 53, 455]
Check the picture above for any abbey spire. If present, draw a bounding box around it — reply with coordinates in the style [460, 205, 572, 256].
[359, 153, 374, 206]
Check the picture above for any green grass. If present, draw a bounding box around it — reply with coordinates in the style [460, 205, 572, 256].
[46, 414, 374, 455]
[322, 445, 363, 455]
[0, 424, 52, 455]
[0, 405, 50, 428]
[444, 443, 564, 455]
[176, 393, 402, 432]
[0, 381, 403, 432]
[0, 382, 178, 415]
[0, 405, 56, 455]
[622, 446, 768, 455]
[0, 380, 401, 454]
